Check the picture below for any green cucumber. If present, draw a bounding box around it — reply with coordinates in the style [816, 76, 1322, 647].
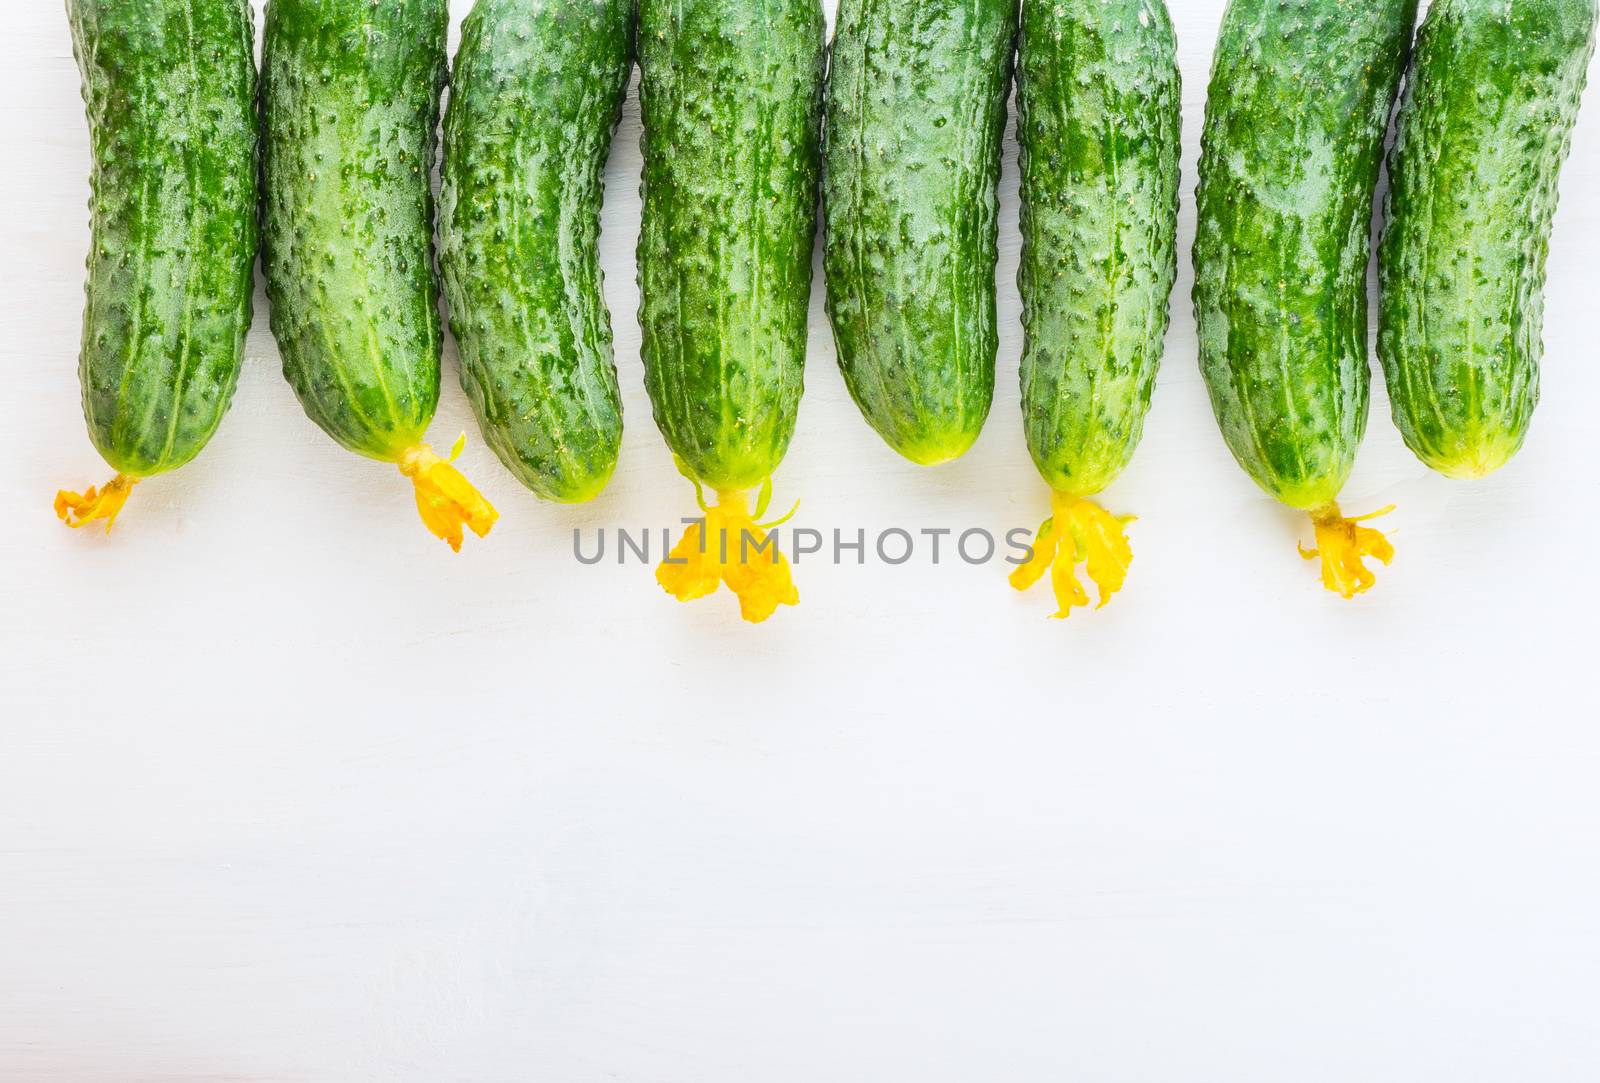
[1017, 0, 1179, 497]
[261, 0, 447, 463]
[57, 0, 258, 530]
[1378, 0, 1597, 479]
[1008, 0, 1181, 616]
[439, 0, 632, 504]
[636, 0, 825, 497]
[821, 0, 1017, 466]
[262, 0, 494, 549]
[638, 0, 825, 622]
[1192, 0, 1416, 596]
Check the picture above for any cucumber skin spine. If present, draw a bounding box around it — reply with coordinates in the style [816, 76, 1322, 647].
[1378, 0, 1598, 480]
[261, 0, 448, 462]
[822, 0, 1017, 467]
[68, 0, 259, 478]
[636, 0, 826, 494]
[1192, 0, 1417, 511]
[1018, 0, 1180, 498]
[439, 0, 632, 504]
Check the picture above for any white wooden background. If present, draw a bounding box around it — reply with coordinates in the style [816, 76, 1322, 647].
[5, 2, 1599, 1080]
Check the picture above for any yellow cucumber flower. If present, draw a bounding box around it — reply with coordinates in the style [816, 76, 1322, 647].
[658, 478, 799, 624]
[397, 435, 498, 552]
[55, 473, 139, 533]
[1010, 492, 1136, 619]
[1300, 503, 1395, 598]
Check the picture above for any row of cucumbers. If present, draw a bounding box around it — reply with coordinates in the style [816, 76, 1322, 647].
[58, 0, 1596, 622]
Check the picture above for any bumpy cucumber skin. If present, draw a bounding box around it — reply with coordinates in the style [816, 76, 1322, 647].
[1192, 0, 1417, 511]
[636, 0, 826, 493]
[440, 0, 632, 504]
[261, 0, 448, 462]
[1018, 0, 1180, 498]
[67, 0, 258, 478]
[822, 0, 1016, 466]
[1378, 0, 1598, 480]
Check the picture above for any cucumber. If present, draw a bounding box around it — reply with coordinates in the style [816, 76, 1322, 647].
[637, 0, 825, 622]
[1192, 0, 1416, 597]
[439, 0, 632, 505]
[1378, 0, 1598, 480]
[56, 0, 259, 532]
[821, 0, 1016, 466]
[262, 0, 495, 551]
[1008, 0, 1180, 617]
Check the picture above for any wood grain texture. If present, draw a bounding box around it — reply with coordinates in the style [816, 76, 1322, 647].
[5, 3, 1600, 1081]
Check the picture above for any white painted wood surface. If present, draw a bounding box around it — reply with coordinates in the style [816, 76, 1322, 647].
[4, 3, 1599, 1079]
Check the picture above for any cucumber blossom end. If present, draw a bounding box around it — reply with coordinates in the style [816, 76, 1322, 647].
[1299, 503, 1396, 600]
[657, 479, 801, 625]
[54, 473, 140, 534]
[1010, 491, 1137, 619]
[395, 434, 498, 553]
